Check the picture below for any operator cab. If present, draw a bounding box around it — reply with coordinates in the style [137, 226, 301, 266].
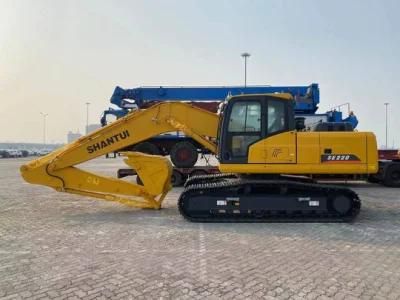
[218, 94, 295, 164]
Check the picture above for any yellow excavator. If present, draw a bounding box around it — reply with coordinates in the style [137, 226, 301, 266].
[21, 93, 378, 222]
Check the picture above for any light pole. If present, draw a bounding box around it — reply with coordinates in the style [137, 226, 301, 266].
[85, 102, 90, 134]
[40, 112, 48, 145]
[241, 52, 251, 87]
[384, 102, 389, 149]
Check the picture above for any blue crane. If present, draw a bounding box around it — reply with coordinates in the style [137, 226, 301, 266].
[109, 83, 319, 112]
[101, 83, 357, 129]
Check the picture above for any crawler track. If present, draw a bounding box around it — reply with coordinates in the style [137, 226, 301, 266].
[178, 174, 360, 222]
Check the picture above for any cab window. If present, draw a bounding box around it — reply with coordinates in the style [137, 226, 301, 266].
[267, 100, 286, 135]
[227, 101, 261, 157]
[228, 102, 261, 132]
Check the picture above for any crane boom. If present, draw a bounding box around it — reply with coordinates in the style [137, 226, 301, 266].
[110, 84, 320, 113]
[21, 102, 219, 209]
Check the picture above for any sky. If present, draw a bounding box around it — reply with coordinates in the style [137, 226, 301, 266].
[0, 0, 399, 147]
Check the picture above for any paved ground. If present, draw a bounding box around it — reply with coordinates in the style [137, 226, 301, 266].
[1, 157, 400, 300]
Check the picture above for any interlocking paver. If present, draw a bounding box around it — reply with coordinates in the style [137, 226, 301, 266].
[1, 157, 400, 299]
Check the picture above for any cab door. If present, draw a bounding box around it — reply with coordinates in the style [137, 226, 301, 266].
[263, 98, 296, 163]
[219, 97, 264, 164]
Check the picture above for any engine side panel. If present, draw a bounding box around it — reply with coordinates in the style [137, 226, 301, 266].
[219, 131, 378, 175]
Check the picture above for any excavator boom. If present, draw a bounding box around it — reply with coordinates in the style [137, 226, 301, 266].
[21, 102, 219, 209]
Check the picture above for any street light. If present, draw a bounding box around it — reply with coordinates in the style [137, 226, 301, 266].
[384, 102, 389, 149]
[40, 112, 48, 145]
[85, 102, 90, 134]
[241, 52, 251, 87]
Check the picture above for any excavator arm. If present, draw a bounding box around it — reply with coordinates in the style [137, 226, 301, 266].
[20, 103, 219, 209]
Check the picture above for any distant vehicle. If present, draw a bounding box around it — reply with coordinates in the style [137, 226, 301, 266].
[38, 149, 51, 156]
[29, 149, 39, 156]
[0, 149, 10, 158]
[5, 149, 16, 158]
[8, 149, 23, 158]
[20, 150, 30, 157]
[30, 149, 41, 156]
[0, 148, 52, 158]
